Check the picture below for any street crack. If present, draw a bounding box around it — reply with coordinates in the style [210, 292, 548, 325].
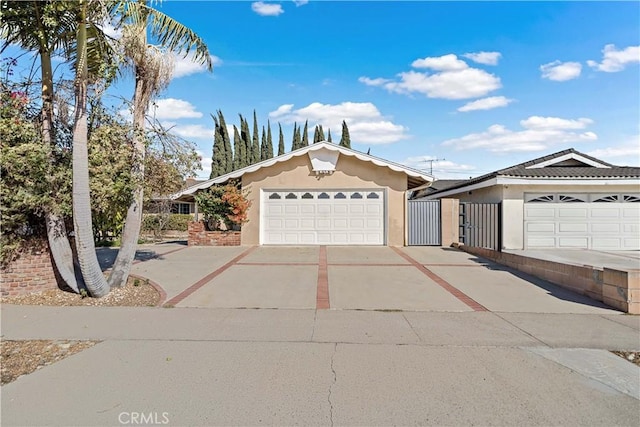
[328, 342, 337, 427]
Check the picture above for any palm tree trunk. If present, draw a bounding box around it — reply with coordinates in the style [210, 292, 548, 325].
[40, 47, 80, 294]
[107, 80, 145, 287]
[72, 0, 109, 297]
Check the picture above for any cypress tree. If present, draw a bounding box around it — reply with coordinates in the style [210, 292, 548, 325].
[240, 115, 251, 167]
[232, 124, 244, 170]
[302, 120, 309, 146]
[291, 122, 299, 151]
[260, 126, 267, 161]
[278, 123, 285, 155]
[252, 110, 260, 163]
[295, 124, 302, 149]
[265, 121, 274, 159]
[313, 125, 319, 143]
[327, 129, 332, 142]
[210, 114, 226, 178]
[318, 125, 325, 142]
[218, 110, 233, 173]
[339, 120, 351, 148]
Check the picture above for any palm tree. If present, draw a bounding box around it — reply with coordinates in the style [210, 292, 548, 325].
[1, 1, 81, 293]
[107, 0, 211, 287]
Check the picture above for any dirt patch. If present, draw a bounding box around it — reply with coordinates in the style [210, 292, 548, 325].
[1, 340, 99, 385]
[1, 276, 161, 307]
[612, 351, 640, 367]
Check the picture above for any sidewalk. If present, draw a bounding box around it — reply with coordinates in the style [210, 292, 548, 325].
[1, 305, 639, 426]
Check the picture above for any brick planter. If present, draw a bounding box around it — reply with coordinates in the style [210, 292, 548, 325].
[1, 240, 57, 297]
[188, 221, 241, 246]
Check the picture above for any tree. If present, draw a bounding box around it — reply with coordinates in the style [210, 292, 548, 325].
[278, 123, 285, 155]
[71, 0, 110, 297]
[313, 125, 325, 143]
[232, 124, 243, 170]
[260, 126, 267, 161]
[239, 114, 251, 167]
[265, 120, 273, 159]
[251, 110, 260, 164]
[108, 0, 212, 289]
[209, 114, 225, 178]
[0, 0, 85, 293]
[327, 129, 332, 142]
[218, 110, 232, 173]
[302, 120, 308, 146]
[339, 120, 351, 148]
[290, 122, 299, 151]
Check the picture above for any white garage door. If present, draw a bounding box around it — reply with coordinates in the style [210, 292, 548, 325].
[524, 193, 640, 250]
[262, 190, 385, 245]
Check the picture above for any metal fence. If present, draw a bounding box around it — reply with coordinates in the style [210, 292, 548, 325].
[459, 202, 501, 251]
[407, 200, 441, 246]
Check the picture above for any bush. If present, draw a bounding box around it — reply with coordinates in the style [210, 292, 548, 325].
[142, 214, 191, 232]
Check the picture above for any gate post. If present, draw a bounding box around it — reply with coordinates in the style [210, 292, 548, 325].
[440, 199, 459, 246]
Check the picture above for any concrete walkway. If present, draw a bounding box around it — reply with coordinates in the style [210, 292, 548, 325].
[1, 305, 639, 426]
[505, 248, 640, 271]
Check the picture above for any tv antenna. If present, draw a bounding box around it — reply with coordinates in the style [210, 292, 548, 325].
[424, 158, 445, 175]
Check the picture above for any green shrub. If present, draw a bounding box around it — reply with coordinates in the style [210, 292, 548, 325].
[142, 213, 191, 232]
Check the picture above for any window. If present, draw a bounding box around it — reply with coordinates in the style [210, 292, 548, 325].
[558, 195, 585, 203]
[528, 195, 554, 203]
[334, 192, 346, 199]
[593, 195, 618, 203]
[318, 192, 330, 199]
[366, 192, 380, 199]
[350, 192, 363, 199]
[269, 193, 281, 199]
[171, 203, 191, 214]
[301, 192, 314, 199]
[623, 195, 640, 203]
[285, 192, 297, 199]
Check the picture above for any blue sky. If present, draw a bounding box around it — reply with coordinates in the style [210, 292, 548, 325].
[9, 1, 640, 179]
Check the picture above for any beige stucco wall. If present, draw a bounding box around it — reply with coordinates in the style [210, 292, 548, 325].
[241, 154, 408, 246]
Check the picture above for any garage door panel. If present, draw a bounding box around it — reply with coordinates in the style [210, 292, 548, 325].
[590, 208, 620, 218]
[527, 237, 556, 247]
[527, 222, 555, 232]
[558, 223, 588, 233]
[623, 207, 640, 219]
[592, 238, 622, 250]
[591, 223, 620, 233]
[263, 190, 385, 245]
[558, 208, 587, 218]
[526, 208, 555, 218]
[558, 237, 589, 248]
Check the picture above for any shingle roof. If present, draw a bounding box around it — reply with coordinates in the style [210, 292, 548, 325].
[424, 148, 640, 197]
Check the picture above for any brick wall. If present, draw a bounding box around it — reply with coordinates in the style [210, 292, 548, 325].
[453, 243, 639, 314]
[188, 221, 241, 246]
[1, 241, 57, 297]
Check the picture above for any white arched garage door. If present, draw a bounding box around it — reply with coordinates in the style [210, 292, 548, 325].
[524, 193, 640, 250]
[261, 189, 385, 245]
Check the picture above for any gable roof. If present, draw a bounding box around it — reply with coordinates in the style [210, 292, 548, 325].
[173, 141, 434, 201]
[422, 148, 640, 198]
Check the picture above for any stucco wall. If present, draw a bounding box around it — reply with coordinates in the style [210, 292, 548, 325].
[241, 153, 408, 246]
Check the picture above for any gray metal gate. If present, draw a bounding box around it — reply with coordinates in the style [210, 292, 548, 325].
[459, 202, 501, 251]
[408, 200, 441, 246]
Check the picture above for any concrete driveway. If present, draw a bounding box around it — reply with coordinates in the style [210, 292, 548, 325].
[123, 244, 619, 314]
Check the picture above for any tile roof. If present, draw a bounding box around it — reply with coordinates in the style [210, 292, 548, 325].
[424, 148, 640, 197]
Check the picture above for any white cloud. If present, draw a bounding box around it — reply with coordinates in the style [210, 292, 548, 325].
[269, 101, 409, 144]
[587, 44, 640, 72]
[196, 150, 212, 179]
[540, 60, 582, 81]
[151, 98, 203, 120]
[293, 0, 308, 6]
[164, 123, 215, 141]
[251, 2, 284, 16]
[360, 54, 502, 100]
[172, 53, 222, 78]
[463, 51, 502, 66]
[587, 136, 640, 166]
[520, 116, 592, 130]
[442, 116, 597, 153]
[457, 96, 513, 112]
[411, 54, 468, 71]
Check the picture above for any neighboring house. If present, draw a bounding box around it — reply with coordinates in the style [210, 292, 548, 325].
[172, 141, 434, 246]
[419, 148, 640, 251]
[147, 177, 203, 215]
